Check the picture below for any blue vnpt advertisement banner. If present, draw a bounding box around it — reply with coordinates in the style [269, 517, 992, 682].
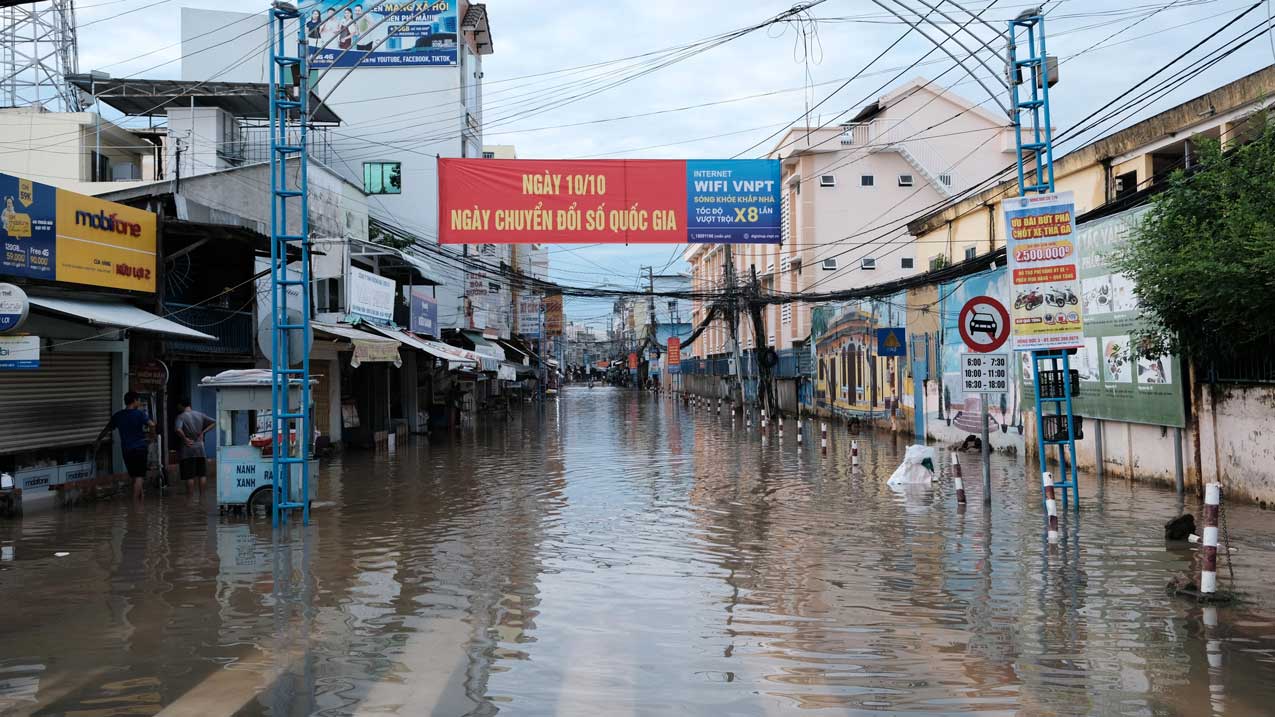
[686, 159, 782, 244]
[304, 0, 458, 69]
[0, 174, 56, 281]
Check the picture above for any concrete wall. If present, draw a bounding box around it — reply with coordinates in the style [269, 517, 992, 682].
[1195, 384, 1275, 505]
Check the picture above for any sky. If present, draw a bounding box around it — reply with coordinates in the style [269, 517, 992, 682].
[74, 0, 1275, 329]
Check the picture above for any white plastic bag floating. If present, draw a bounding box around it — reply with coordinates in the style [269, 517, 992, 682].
[887, 445, 937, 487]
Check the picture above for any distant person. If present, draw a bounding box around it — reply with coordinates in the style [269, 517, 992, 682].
[174, 398, 216, 494]
[93, 391, 155, 501]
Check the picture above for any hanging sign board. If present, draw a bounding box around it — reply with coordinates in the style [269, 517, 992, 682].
[349, 266, 396, 324]
[667, 337, 681, 374]
[0, 334, 39, 369]
[1003, 191, 1083, 351]
[439, 158, 782, 244]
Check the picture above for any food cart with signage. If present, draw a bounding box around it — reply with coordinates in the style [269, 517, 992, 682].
[201, 370, 316, 515]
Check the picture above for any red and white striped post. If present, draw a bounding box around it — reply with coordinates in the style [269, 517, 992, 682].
[820, 423, 828, 455]
[778, 416, 784, 440]
[952, 453, 967, 504]
[746, 411, 752, 429]
[717, 398, 722, 414]
[1201, 482, 1221, 596]
[1043, 471, 1059, 543]
[851, 440, 860, 468]
[796, 419, 803, 445]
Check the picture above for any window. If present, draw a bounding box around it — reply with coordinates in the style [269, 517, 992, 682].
[964, 246, 977, 261]
[822, 257, 838, 271]
[939, 173, 952, 187]
[363, 161, 401, 194]
[898, 174, 914, 187]
[860, 175, 875, 187]
[901, 257, 914, 269]
[482, 151, 496, 159]
[782, 303, 792, 325]
[861, 257, 876, 270]
[819, 175, 836, 187]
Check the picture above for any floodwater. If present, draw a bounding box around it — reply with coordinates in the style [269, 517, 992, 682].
[4, 388, 1275, 716]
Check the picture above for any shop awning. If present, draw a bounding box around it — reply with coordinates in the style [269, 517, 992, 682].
[461, 330, 506, 362]
[363, 324, 479, 370]
[496, 338, 533, 365]
[28, 296, 217, 341]
[313, 321, 401, 367]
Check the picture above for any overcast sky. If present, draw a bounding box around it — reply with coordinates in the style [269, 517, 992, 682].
[78, 0, 1275, 328]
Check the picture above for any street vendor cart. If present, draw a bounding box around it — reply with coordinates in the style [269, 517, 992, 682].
[201, 370, 317, 515]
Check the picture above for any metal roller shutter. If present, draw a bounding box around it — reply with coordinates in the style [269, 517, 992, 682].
[0, 352, 113, 454]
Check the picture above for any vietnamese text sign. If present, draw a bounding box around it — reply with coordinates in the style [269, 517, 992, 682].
[962, 352, 1009, 394]
[544, 294, 563, 336]
[0, 335, 39, 369]
[439, 159, 782, 244]
[304, 0, 458, 68]
[1020, 206, 1185, 427]
[667, 337, 681, 370]
[1004, 191, 1083, 351]
[349, 266, 395, 323]
[409, 287, 438, 337]
[517, 293, 542, 338]
[2, 173, 156, 292]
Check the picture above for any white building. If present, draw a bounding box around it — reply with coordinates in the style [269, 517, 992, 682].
[178, 3, 494, 332]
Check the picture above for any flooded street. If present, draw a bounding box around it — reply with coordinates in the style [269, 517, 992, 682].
[5, 386, 1275, 716]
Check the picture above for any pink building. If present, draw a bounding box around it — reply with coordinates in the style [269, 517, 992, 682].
[685, 78, 1014, 359]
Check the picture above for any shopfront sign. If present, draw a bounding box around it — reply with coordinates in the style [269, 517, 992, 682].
[0, 335, 39, 369]
[349, 266, 396, 323]
[0, 282, 29, 334]
[0, 173, 156, 291]
[517, 293, 542, 338]
[304, 0, 459, 69]
[409, 287, 438, 337]
[439, 158, 782, 244]
[1003, 191, 1083, 351]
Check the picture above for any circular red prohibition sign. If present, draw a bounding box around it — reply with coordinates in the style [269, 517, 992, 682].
[958, 296, 1011, 353]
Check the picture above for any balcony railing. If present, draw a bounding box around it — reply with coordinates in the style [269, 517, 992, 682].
[163, 302, 255, 357]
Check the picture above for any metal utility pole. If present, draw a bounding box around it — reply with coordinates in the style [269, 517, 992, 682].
[1008, 11, 1079, 514]
[268, 1, 312, 526]
[724, 246, 744, 410]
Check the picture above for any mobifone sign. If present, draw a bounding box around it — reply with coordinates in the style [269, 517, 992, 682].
[1, 173, 156, 292]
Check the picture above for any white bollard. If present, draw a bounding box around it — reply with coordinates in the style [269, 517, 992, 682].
[1043, 471, 1059, 543]
[851, 440, 860, 467]
[820, 422, 827, 455]
[1201, 482, 1221, 595]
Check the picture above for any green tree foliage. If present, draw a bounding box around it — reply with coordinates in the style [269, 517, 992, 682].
[1113, 118, 1275, 359]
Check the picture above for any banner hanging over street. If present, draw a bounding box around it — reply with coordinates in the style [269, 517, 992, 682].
[438, 158, 782, 244]
[1003, 191, 1083, 351]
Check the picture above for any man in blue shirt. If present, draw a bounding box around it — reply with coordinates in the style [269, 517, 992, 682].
[94, 391, 156, 500]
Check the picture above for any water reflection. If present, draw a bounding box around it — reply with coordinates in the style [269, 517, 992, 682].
[2, 387, 1275, 714]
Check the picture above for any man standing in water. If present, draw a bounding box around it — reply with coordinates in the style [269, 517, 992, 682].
[174, 398, 215, 495]
[93, 391, 155, 501]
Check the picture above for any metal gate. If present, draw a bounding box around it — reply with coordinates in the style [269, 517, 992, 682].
[0, 352, 112, 454]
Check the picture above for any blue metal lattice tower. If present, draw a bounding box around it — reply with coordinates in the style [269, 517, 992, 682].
[268, 2, 312, 526]
[1007, 11, 1080, 513]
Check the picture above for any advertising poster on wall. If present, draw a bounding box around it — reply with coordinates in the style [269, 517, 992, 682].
[1, 172, 156, 292]
[1020, 206, 1185, 427]
[349, 266, 396, 323]
[938, 268, 1025, 444]
[1003, 191, 1083, 351]
[304, 0, 458, 68]
[438, 158, 782, 244]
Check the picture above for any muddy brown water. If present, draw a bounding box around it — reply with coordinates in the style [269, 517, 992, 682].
[3, 386, 1275, 716]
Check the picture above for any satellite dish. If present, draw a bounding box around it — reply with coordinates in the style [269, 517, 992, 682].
[257, 309, 311, 367]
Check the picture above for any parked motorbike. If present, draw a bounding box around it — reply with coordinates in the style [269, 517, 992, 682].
[1014, 289, 1044, 311]
[1045, 287, 1079, 307]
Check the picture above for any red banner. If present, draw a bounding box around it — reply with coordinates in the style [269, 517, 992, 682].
[628, 352, 639, 370]
[667, 337, 681, 367]
[440, 159, 686, 244]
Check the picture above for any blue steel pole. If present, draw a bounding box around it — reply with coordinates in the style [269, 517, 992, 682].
[268, 8, 282, 528]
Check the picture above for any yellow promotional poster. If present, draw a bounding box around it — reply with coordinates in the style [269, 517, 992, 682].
[1002, 191, 1083, 351]
[54, 188, 157, 292]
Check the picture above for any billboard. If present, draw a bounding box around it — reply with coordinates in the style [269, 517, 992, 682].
[1003, 191, 1083, 351]
[1, 173, 156, 292]
[1020, 206, 1185, 427]
[543, 294, 563, 336]
[304, 0, 458, 68]
[349, 266, 395, 323]
[439, 158, 782, 244]
[517, 293, 542, 338]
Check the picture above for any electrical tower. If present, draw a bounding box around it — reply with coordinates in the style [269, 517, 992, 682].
[0, 0, 83, 111]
